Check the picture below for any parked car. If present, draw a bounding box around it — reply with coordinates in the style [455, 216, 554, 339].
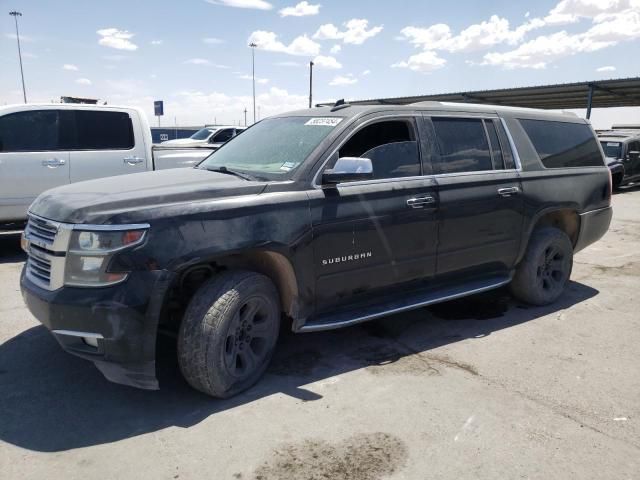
[20, 101, 612, 398]
[0, 104, 215, 226]
[161, 126, 245, 148]
[597, 128, 640, 189]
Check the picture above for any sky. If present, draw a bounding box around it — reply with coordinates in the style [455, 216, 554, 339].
[1, 0, 639, 128]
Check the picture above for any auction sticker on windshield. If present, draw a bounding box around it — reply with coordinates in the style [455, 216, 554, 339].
[305, 118, 343, 127]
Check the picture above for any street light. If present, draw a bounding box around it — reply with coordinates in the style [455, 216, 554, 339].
[249, 42, 257, 124]
[9, 11, 27, 103]
[309, 60, 314, 108]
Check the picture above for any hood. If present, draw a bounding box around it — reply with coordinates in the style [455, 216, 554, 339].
[161, 138, 208, 146]
[29, 168, 267, 224]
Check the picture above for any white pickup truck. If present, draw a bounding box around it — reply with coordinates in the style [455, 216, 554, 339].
[0, 103, 216, 226]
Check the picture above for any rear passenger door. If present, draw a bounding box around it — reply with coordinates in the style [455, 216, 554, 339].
[69, 109, 148, 183]
[0, 109, 70, 221]
[426, 115, 524, 277]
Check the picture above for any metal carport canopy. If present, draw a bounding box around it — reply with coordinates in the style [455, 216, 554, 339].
[325, 77, 640, 118]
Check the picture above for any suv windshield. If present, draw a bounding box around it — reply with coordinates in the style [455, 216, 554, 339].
[199, 116, 342, 178]
[191, 128, 215, 140]
[600, 141, 622, 159]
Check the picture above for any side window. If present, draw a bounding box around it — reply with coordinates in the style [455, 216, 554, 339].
[337, 120, 420, 180]
[628, 141, 640, 159]
[73, 110, 134, 150]
[519, 119, 603, 168]
[0, 110, 60, 152]
[484, 120, 505, 170]
[212, 129, 234, 143]
[432, 117, 492, 174]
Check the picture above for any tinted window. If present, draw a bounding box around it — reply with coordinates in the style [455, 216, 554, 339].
[212, 129, 234, 143]
[0, 110, 60, 152]
[74, 111, 134, 150]
[432, 118, 492, 173]
[338, 120, 420, 180]
[520, 119, 603, 168]
[191, 128, 214, 140]
[485, 120, 505, 170]
[600, 141, 622, 159]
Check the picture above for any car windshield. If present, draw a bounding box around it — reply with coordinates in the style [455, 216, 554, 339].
[600, 141, 622, 159]
[199, 116, 343, 178]
[191, 128, 216, 140]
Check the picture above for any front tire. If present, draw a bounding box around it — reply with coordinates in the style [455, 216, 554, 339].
[510, 228, 573, 306]
[178, 270, 280, 398]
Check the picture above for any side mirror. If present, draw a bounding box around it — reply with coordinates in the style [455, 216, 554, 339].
[322, 157, 373, 184]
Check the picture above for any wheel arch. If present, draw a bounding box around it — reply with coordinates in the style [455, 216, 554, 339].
[516, 207, 580, 265]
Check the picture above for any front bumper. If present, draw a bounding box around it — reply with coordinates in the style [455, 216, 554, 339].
[20, 268, 173, 390]
[574, 206, 613, 253]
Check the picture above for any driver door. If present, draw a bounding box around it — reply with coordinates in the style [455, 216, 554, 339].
[308, 115, 439, 313]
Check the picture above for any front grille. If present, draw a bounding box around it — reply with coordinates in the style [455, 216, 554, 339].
[26, 251, 52, 286]
[26, 215, 58, 246]
[24, 215, 70, 290]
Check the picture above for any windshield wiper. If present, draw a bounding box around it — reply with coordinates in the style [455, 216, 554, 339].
[204, 166, 256, 181]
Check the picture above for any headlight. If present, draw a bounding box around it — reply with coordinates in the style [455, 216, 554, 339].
[64, 228, 147, 287]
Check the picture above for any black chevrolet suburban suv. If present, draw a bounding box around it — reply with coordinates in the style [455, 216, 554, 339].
[597, 127, 640, 189]
[20, 102, 612, 398]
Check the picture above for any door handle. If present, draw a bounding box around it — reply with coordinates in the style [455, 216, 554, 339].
[42, 158, 66, 168]
[407, 196, 436, 208]
[498, 186, 520, 197]
[123, 156, 144, 165]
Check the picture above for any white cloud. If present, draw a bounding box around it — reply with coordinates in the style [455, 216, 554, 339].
[330, 44, 342, 54]
[150, 40, 163, 45]
[481, 5, 640, 69]
[76, 78, 92, 85]
[63, 64, 79, 71]
[184, 58, 230, 68]
[97, 28, 138, 51]
[248, 31, 321, 56]
[597, 65, 617, 71]
[168, 86, 308, 124]
[313, 19, 383, 45]
[279, 1, 321, 17]
[392, 50, 446, 72]
[329, 74, 358, 86]
[313, 55, 342, 69]
[4, 33, 34, 42]
[203, 37, 225, 44]
[362, 69, 371, 75]
[238, 74, 269, 84]
[398, 15, 545, 53]
[205, 0, 273, 10]
[544, 0, 636, 25]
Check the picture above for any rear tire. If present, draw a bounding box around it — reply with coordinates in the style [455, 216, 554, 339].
[510, 228, 573, 306]
[178, 270, 280, 398]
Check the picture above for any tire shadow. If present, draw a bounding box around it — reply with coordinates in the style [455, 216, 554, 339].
[0, 281, 598, 452]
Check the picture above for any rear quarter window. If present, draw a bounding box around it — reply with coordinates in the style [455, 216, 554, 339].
[519, 119, 603, 168]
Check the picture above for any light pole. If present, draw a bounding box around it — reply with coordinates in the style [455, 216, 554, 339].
[249, 42, 257, 124]
[243, 108, 247, 126]
[9, 11, 27, 103]
[309, 60, 314, 108]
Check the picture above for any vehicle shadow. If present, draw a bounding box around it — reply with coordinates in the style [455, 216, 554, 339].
[0, 232, 26, 264]
[0, 281, 598, 453]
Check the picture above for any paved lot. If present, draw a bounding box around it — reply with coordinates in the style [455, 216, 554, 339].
[1, 190, 639, 480]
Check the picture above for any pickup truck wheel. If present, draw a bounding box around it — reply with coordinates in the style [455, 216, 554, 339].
[510, 228, 573, 306]
[177, 270, 280, 398]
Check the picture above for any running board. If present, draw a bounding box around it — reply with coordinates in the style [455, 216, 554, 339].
[299, 275, 512, 332]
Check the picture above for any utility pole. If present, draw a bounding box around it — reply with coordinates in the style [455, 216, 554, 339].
[243, 108, 247, 126]
[249, 42, 257, 124]
[309, 60, 314, 108]
[9, 11, 27, 103]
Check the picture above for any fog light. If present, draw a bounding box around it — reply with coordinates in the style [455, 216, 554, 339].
[83, 336, 99, 348]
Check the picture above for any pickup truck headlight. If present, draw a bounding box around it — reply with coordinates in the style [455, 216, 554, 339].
[64, 228, 147, 287]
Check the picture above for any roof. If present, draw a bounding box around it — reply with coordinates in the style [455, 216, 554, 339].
[322, 77, 640, 110]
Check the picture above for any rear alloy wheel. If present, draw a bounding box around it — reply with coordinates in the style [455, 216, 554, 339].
[178, 270, 280, 398]
[510, 227, 573, 306]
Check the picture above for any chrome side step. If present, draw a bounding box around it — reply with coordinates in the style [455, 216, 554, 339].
[299, 275, 511, 332]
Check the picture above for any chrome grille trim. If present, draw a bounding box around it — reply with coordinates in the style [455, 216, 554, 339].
[24, 214, 72, 291]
